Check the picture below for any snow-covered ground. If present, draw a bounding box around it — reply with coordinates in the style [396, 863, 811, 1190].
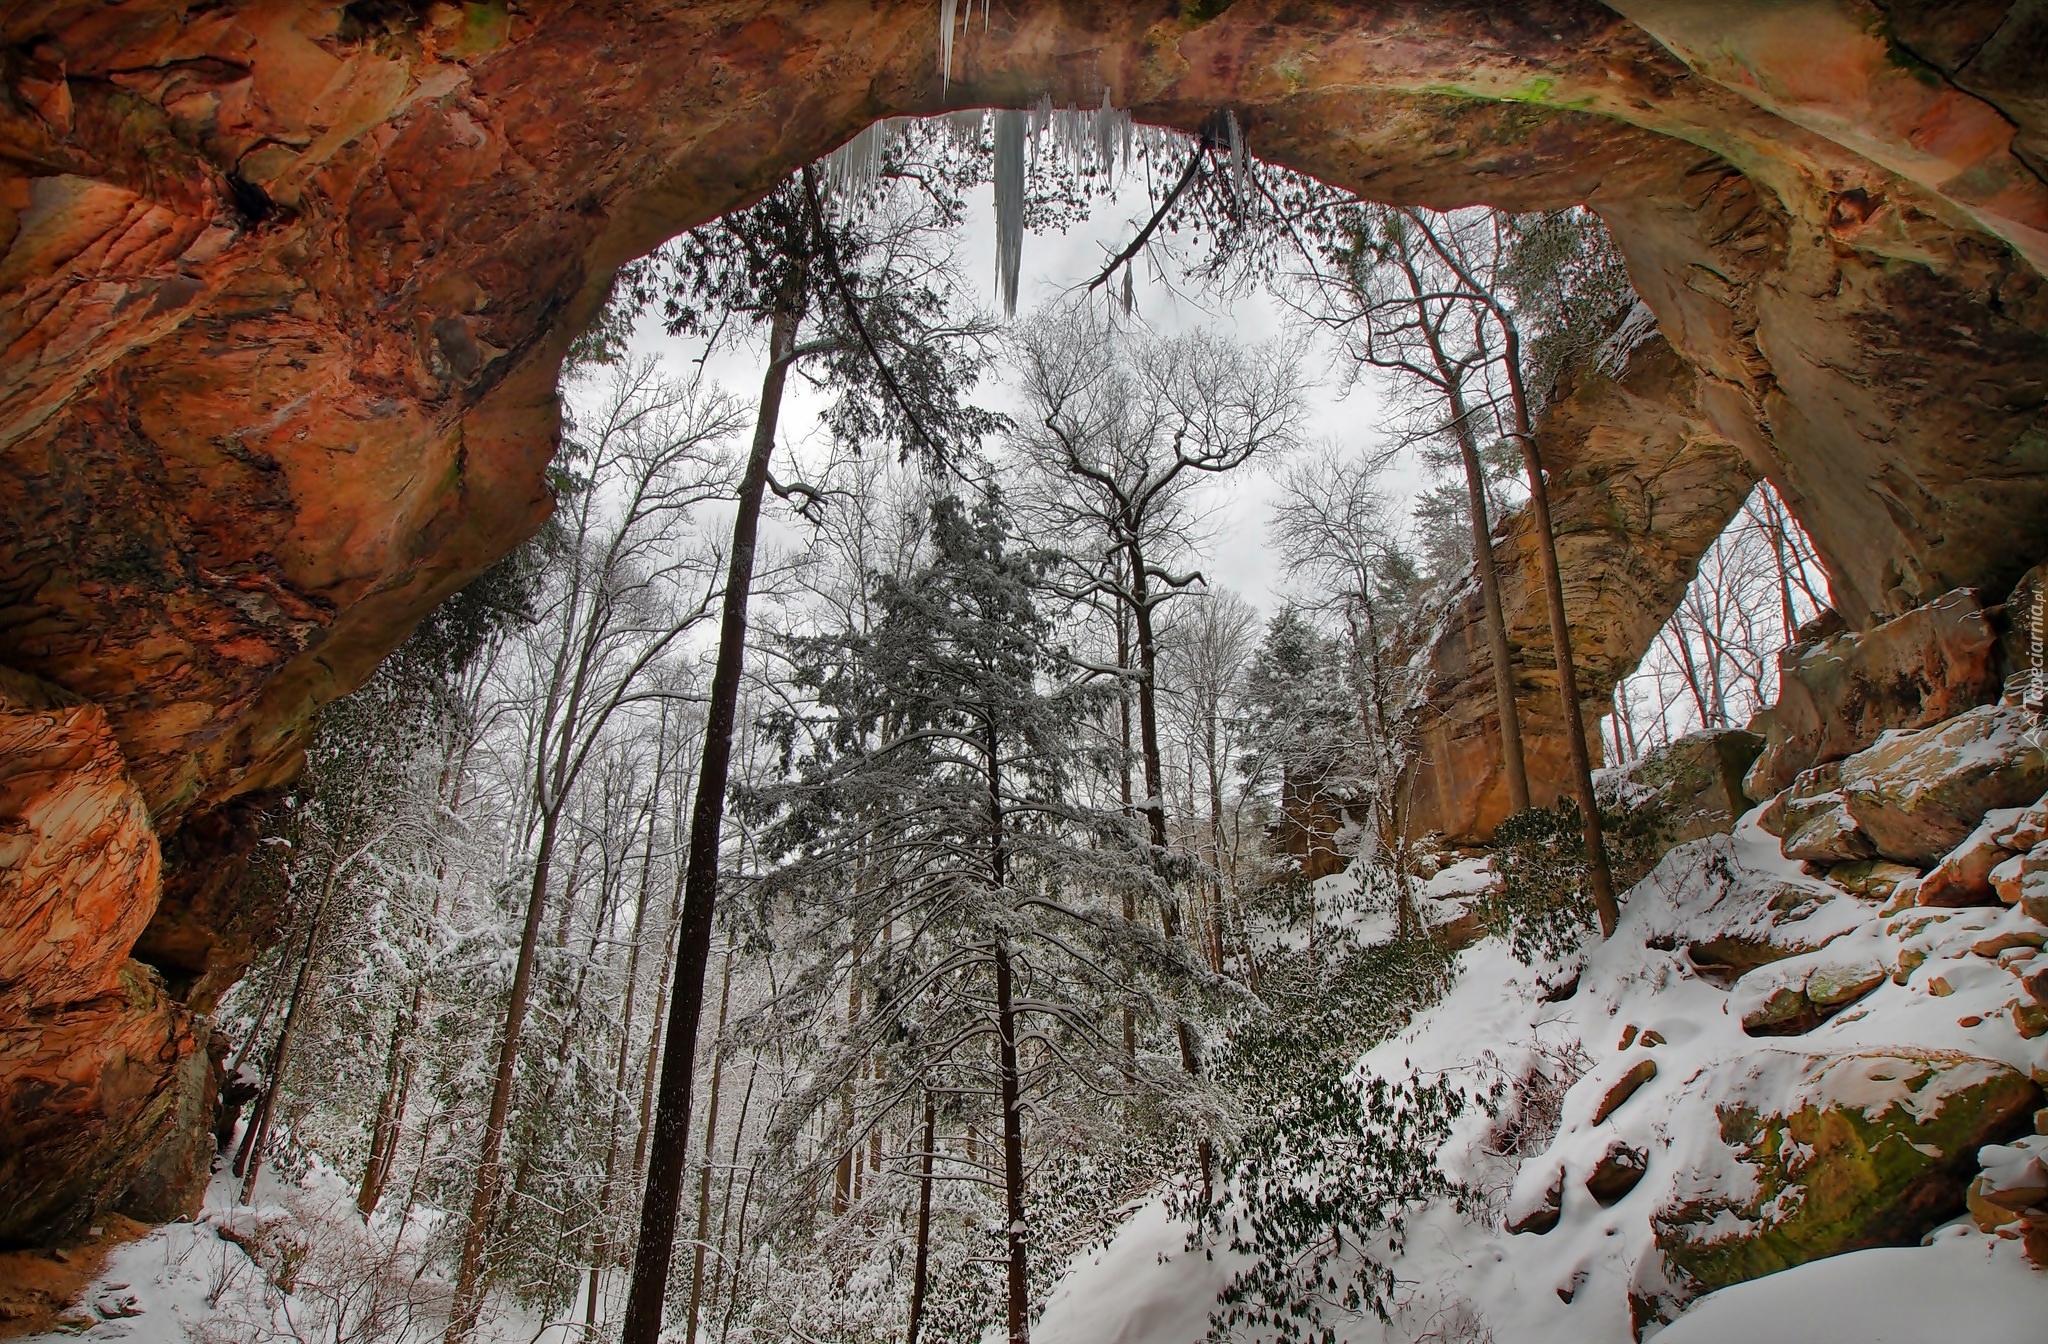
[1035, 813, 2048, 1343]
[10, 1156, 559, 1344]
[31, 817, 2048, 1344]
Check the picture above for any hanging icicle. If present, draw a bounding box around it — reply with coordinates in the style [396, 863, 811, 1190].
[994, 108, 1026, 316]
[821, 117, 912, 200]
[939, 0, 958, 91]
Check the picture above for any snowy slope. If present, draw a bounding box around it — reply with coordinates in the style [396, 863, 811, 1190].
[1035, 812, 2048, 1343]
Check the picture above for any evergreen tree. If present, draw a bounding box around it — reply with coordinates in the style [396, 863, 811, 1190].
[620, 127, 1004, 1344]
[747, 491, 1213, 1343]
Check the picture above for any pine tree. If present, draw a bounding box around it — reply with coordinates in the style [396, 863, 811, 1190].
[748, 491, 1213, 1343]
[620, 128, 1003, 1344]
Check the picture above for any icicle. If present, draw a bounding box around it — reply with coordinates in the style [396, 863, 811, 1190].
[943, 108, 986, 152]
[939, 0, 958, 91]
[1121, 264, 1135, 317]
[994, 108, 1026, 316]
[1096, 86, 1119, 177]
[821, 117, 910, 200]
[1225, 109, 1245, 182]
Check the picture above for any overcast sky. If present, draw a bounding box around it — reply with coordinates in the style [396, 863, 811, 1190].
[603, 163, 1416, 615]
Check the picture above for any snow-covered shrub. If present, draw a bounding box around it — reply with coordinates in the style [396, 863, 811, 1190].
[1194, 1071, 1468, 1343]
[1483, 798, 1664, 965]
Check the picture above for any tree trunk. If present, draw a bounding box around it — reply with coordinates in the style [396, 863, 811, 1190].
[1114, 600, 1138, 1070]
[982, 701, 1030, 1344]
[1759, 488, 1800, 641]
[905, 1090, 937, 1344]
[684, 950, 735, 1344]
[445, 801, 565, 1340]
[1402, 250, 1529, 814]
[238, 850, 341, 1202]
[634, 888, 684, 1181]
[716, 1159, 759, 1344]
[357, 982, 421, 1216]
[589, 760, 670, 1337]
[1446, 384, 1529, 814]
[993, 941, 1029, 1344]
[1499, 391, 1619, 936]
[1124, 542, 1208, 1194]
[1202, 706, 1226, 974]
[705, 1056, 757, 1333]
[1407, 211, 1616, 935]
[621, 303, 797, 1344]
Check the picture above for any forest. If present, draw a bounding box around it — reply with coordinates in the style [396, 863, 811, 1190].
[169, 112, 1836, 1344]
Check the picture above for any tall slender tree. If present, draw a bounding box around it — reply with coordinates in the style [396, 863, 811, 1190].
[446, 367, 737, 1341]
[1010, 307, 1305, 1119]
[1396, 206, 1621, 936]
[620, 133, 1002, 1344]
[1328, 207, 1531, 814]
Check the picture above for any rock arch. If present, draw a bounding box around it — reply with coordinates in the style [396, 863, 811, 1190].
[2, 0, 2044, 1239]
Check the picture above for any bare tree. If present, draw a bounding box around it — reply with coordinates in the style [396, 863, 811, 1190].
[1269, 447, 1428, 934]
[1393, 207, 1621, 938]
[446, 364, 737, 1341]
[1324, 207, 1530, 814]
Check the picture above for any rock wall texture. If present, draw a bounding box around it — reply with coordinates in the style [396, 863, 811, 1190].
[2, 0, 2045, 1241]
[1405, 322, 1760, 840]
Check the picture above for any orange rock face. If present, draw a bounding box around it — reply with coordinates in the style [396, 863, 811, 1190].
[1, 0, 2045, 1240]
[0, 672, 161, 1010]
[1406, 327, 1759, 841]
[0, 670, 212, 1242]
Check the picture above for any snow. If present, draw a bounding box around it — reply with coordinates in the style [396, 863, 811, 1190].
[12, 1147, 536, 1344]
[1034, 1200, 1245, 1344]
[1655, 1229, 2048, 1344]
[34, 795, 2048, 1343]
[1032, 802, 2048, 1342]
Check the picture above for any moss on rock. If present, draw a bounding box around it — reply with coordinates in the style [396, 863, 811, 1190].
[1650, 1050, 2042, 1310]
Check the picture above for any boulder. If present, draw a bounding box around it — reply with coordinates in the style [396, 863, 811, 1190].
[1917, 811, 2026, 907]
[1987, 798, 2048, 852]
[1507, 1164, 1565, 1235]
[1729, 951, 1888, 1036]
[1631, 836, 1869, 983]
[1837, 705, 2048, 866]
[1967, 1136, 2048, 1230]
[1992, 845, 2048, 907]
[1999, 558, 2048, 694]
[1641, 1050, 2043, 1330]
[1779, 791, 1878, 865]
[1746, 591, 2001, 799]
[1603, 730, 1764, 867]
[1826, 859, 1921, 904]
[1594, 1058, 1661, 1124]
[1587, 1141, 1650, 1206]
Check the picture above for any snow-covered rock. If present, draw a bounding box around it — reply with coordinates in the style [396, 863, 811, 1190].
[1635, 1047, 2040, 1334]
[1653, 1232, 2047, 1344]
[1038, 786, 2048, 1343]
[1839, 705, 2048, 865]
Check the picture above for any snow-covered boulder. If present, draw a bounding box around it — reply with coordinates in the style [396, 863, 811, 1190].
[1628, 833, 1866, 982]
[1602, 729, 1764, 859]
[1632, 1048, 2042, 1335]
[1840, 706, 2048, 866]
[1745, 589, 2001, 799]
